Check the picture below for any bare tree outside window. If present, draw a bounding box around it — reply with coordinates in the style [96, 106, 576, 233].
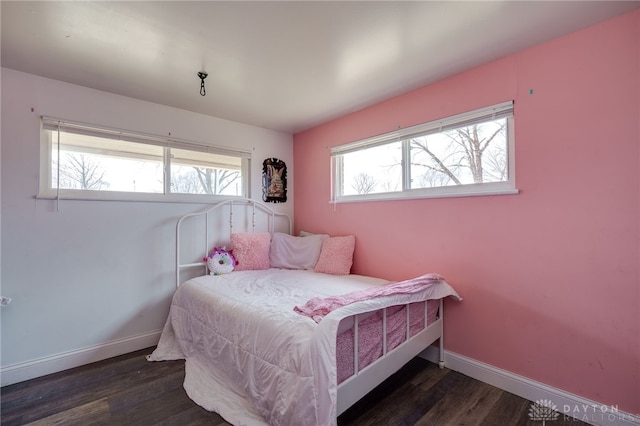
[55, 153, 109, 190]
[194, 168, 240, 194]
[410, 120, 507, 188]
[172, 166, 241, 195]
[483, 144, 508, 182]
[416, 168, 456, 188]
[379, 179, 400, 193]
[351, 172, 377, 194]
[170, 169, 200, 194]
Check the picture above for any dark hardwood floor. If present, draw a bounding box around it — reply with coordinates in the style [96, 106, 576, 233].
[1, 348, 589, 426]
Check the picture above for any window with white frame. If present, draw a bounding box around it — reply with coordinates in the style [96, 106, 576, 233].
[331, 101, 516, 202]
[39, 117, 250, 201]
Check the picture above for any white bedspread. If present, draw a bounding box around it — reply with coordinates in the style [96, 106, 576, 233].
[148, 269, 460, 426]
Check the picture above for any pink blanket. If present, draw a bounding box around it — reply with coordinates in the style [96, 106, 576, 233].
[294, 273, 445, 323]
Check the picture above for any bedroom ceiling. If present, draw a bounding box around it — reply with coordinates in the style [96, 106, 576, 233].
[1, 1, 638, 134]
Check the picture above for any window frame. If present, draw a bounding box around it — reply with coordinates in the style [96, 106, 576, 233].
[38, 117, 251, 203]
[331, 101, 518, 203]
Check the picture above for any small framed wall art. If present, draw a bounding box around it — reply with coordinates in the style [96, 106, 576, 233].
[262, 158, 287, 203]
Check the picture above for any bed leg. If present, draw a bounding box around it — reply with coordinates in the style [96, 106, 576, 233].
[438, 299, 445, 369]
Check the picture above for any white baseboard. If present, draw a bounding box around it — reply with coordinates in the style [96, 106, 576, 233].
[419, 348, 639, 426]
[0, 330, 161, 387]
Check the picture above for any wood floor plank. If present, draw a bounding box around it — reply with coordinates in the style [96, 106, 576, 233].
[415, 377, 504, 426]
[105, 370, 185, 414]
[1, 351, 179, 424]
[105, 387, 215, 426]
[394, 371, 473, 425]
[22, 399, 111, 426]
[439, 382, 504, 426]
[157, 405, 231, 426]
[486, 391, 532, 426]
[2, 350, 153, 411]
[339, 361, 460, 425]
[411, 360, 450, 390]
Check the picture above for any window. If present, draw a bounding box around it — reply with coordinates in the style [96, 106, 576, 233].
[331, 101, 517, 202]
[39, 117, 250, 202]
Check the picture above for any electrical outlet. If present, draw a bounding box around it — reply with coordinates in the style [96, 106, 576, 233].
[0, 297, 12, 306]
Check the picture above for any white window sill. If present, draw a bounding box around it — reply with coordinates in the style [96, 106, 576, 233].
[332, 186, 519, 204]
[36, 190, 247, 204]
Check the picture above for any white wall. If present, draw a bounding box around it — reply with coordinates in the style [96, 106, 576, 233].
[0, 68, 294, 385]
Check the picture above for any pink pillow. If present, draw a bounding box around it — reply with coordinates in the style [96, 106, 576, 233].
[230, 233, 271, 271]
[314, 235, 356, 275]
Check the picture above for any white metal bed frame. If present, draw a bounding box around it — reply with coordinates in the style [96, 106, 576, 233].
[175, 198, 292, 287]
[174, 197, 446, 419]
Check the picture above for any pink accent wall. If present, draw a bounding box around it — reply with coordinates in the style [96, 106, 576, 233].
[293, 11, 640, 413]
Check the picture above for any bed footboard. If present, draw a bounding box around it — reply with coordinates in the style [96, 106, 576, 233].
[336, 298, 444, 415]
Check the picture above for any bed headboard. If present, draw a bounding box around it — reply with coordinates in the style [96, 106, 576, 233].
[175, 198, 292, 287]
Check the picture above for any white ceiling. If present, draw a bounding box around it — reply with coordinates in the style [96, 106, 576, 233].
[2, 1, 638, 134]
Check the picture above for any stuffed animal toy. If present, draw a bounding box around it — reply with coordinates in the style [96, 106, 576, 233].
[204, 246, 236, 275]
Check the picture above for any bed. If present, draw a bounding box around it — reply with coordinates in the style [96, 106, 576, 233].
[148, 198, 461, 425]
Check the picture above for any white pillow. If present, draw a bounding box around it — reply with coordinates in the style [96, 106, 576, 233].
[269, 232, 326, 270]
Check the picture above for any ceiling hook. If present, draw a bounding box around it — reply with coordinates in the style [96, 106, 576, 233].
[197, 71, 208, 96]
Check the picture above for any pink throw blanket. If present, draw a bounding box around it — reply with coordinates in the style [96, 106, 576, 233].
[294, 273, 445, 323]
